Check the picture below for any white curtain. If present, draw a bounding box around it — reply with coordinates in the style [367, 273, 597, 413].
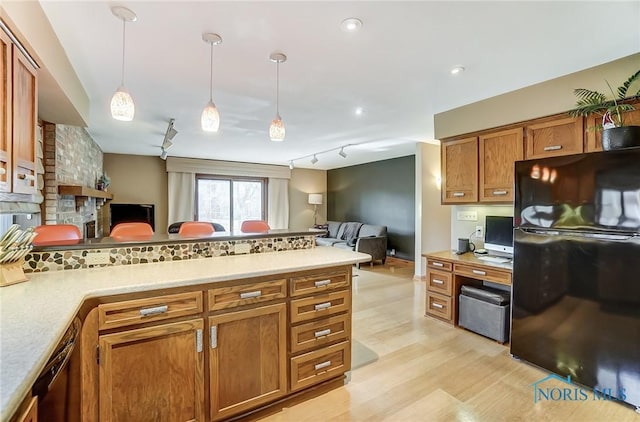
[268, 178, 289, 229]
[167, 172, 195, 225]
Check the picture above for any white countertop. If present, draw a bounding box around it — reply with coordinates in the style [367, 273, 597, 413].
[0, 247, 370, 421]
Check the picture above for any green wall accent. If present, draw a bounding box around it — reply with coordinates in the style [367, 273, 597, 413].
[327, 155, 415, 261]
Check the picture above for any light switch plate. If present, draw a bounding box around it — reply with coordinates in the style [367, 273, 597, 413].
[457, 211, 478, 221]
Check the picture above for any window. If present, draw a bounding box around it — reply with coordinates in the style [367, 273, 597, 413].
[195, 175, 267, 232]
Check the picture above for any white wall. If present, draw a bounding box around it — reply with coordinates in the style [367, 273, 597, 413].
[288, 168, 327, 230]
[449, 204, 513, 250]
[416, 143, 451, 277]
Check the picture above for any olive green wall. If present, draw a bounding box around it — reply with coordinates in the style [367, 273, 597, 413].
[327, 155, 415, 261]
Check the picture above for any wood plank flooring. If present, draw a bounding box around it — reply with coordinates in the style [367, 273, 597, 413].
[260, 261, 639, 421]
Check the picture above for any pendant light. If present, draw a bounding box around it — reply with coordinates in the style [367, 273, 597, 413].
[269, 52, 287, 142]
[110, 6, 137, 121]
[201, 33, 222, 132]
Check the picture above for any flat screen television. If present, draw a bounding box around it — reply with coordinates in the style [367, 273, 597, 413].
[110, 203, 155, 231]
[484, 216, 514, 255]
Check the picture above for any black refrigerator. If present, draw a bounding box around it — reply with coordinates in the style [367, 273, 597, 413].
[511, 148, 640, 408]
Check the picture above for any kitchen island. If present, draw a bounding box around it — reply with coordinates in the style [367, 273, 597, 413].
[0, 247, 369, 421]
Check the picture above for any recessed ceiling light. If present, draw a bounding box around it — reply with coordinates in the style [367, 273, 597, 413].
[341, 18, 362, 32]
[451, 66, 465, 75]
[355, 107, 363, 116]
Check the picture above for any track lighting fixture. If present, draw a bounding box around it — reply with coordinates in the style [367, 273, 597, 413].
[110, 6, 137, 121]
[339, 147, 347, 158]
[162, 119, 177, 150]
[310, 154, 318, 165]
[160, 149, 168, 160]
[288, 144, 354, 168]
[201, 33, 222, 132]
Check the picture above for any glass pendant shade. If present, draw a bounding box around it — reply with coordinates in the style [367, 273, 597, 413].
[269, 114, 285, 141]
[201, 100, 220, 132]
[110, 86, 135, 121]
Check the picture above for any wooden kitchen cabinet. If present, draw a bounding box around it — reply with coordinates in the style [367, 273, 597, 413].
[98, 319, 205, 422]
[0, 30, 12, 193]
[525, 116, 583, 159]
[479, 128, 523, 202]
[585, 103, 640, 152]
[0, 28, 37, 195]
[441, 137, 478, 203]
[208, 303, 287, 421]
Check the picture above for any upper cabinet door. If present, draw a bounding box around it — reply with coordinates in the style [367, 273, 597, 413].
[585, 104, 640, 152]
[479, 127, 523, 202]
[11, 44, 37, 195]
[441, 137, 478, 204]
[0, 31, 11, 193]
[525, 116, 583, 159]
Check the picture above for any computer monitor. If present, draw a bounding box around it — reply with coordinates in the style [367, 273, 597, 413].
[484, 216, 514, 255]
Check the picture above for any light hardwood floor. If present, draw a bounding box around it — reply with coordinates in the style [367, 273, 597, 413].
[260, 260, 638, 421]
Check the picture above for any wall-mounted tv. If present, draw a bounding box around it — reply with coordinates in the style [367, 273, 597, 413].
[110, 203, 155, 231]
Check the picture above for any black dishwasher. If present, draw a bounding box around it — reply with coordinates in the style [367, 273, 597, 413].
[32, 317, 81, 422]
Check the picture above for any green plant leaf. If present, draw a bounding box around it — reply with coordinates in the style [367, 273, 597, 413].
[617, 69, 640, 100]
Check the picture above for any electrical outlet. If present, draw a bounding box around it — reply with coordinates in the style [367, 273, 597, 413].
[475, 225, 484, 238]
[234, 243, 251, 254]
[85, 252, 110, 265]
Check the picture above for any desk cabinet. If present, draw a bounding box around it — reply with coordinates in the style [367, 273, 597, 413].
[424, 252, 512, 326]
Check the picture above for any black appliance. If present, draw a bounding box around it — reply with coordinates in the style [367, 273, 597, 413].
[511, 148, 640, 408]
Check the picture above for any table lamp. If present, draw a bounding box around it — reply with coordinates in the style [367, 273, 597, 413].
[308, 194, 323, 226]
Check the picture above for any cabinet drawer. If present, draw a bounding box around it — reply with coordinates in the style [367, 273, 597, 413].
[426, 257, 452, 271]
[208, 279, 287, 311]
[290, 341, 350, 392]
[290, 290, 350, 324]
[290, 270, 349, 297]
[481, 187, 514, 202]
[291, 313, 351, 354]
[427, 270, 452, 296]
[454, 264, 511, 285]
[98, 292, 203, 330]
[426, 292, 453, 322]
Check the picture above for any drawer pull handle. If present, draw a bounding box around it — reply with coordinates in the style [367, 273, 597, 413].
[432, 303, 444, 309]
[314, 360, 331, 371]
[492, 190, 507, 195]
[543, 145, 562, 151]
[211, 326, 217, 349]
[432, 262, 444, 267]
[314, 329, 332, 338]
[472, 270, 486, 276]
[432, 279, 444, 285]
[139, 305, 168, 316]
[240, 290, 262, 299]
[18, 173, 35, 181]
[314, 302, 332, 311]
[452, 192, 465, 197]
[314, 279, 331, 287]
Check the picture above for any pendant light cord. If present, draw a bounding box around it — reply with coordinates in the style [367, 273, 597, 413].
[209, 42, 214, 102]
[120, 19, 126, 86]
[276, 60, 280, 115]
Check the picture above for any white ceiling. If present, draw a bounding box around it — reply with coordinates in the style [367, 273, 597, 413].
[38, 1, 640, 170]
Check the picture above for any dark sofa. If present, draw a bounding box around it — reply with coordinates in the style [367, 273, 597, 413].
[316, 221, 387, 266]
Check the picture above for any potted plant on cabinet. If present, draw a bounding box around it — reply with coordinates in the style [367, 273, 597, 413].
[568, 69, 640, 150]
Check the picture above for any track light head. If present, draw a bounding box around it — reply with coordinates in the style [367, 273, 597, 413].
[311, 154, 318, 165]
[160, 148, 168, 160]
[162, 139, 173, 150]
[163, 119, 177, 149]
[339, 147, 347, 158]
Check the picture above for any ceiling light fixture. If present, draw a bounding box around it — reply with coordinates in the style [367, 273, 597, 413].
[162, 118, 177, 150]
[310, 154, 318, 164]
[339, 147, 347, 158]
[269, 52, 287, 142]
[355, 107, 363, 116]
[341, 18, 363, 32]
[201, 33, 222, 132]
[110, 6, 137, 121]
[451, 66, 465, 75]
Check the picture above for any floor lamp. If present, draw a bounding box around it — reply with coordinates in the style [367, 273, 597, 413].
[308, 194, 323, 226]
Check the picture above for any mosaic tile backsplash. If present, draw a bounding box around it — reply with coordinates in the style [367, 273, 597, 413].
[24, 235, 315, 273]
